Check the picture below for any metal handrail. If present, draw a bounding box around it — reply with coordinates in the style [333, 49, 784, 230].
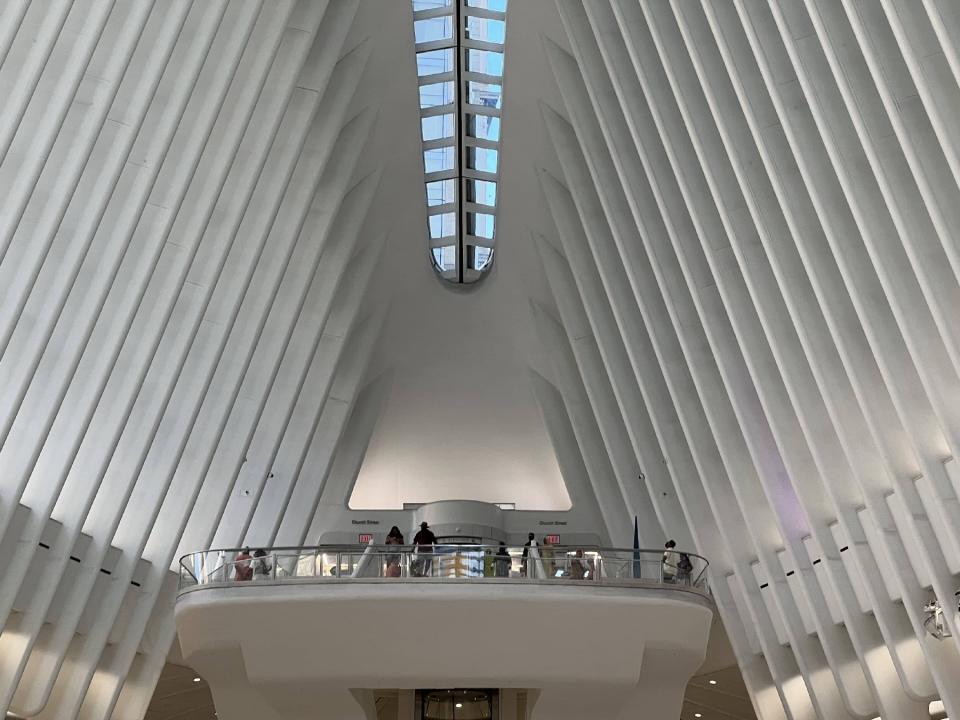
[178, 544, 710, 595]
[178, 544, 706, 562]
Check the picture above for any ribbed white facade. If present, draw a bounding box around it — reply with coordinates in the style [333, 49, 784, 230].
[536, 2, 960, 719]
[0, 1, 384, 717]
[1, 1, 960, 719]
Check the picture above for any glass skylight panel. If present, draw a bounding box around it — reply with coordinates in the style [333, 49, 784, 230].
[421, 114, 455, 141]
[466, 179, 496, 207]
[466, 81, 502, 108]
[465, 16, 506, 44]
[415, 17, 453, 43]
[412, 0, 508, 285]
[416, 48, 455, 76]
[466, 0, 507, 10]
[467, 146, 498, 173]
[467, 212, 495, 239]
[469, 245, 493, 270]
[433, 246, 457, 272]
[466, 114, 500, 141]
[424, 146, 455, 173]
[419, 81, 455, 109]
[429, 212, 457, 239]
[426, 179, 456, 206]
[465, 49, 503, 76]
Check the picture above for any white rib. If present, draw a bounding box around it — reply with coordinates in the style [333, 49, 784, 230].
[538, 0, 960, 717]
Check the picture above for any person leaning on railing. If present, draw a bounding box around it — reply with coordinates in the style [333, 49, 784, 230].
[253, 549, 272, 580]
[234, 548, 253, 581]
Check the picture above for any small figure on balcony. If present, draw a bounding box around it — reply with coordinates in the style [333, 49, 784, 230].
[494, 542, 512, 577]
[253, 549, 272, 581]
[570, 549, 588, 580]
[234, 549, 253, 582]
[412, 522, 437, 577]
[385, 526, 404, 577]
[662, 540, 679, 584]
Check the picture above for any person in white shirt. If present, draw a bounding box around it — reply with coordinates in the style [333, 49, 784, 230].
[662, 540, 679, 583]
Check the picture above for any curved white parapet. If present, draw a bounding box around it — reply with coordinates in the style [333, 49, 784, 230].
[175, 579, 713, 720]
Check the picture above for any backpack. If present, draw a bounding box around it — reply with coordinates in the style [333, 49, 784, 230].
[677, 553, 693, 573]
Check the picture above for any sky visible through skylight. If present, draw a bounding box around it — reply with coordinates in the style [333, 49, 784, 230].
[412, 0, 508, 284]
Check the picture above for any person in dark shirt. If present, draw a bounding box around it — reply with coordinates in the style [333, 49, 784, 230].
[412, 521, 437, 576]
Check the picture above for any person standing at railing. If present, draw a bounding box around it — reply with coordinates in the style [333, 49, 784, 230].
[541, 535, 556, 577]
[570, 549, 587, 580]
[521, 533, 536, 577]
[494, 542, 511, 577]
[677, 552, 693, 585]
[234, 548, 253, 581]
[412, 521, 437, 577]
[253, 549, 272, 581]
[662, 540, 679, 584]
[385, 526, 404, 577]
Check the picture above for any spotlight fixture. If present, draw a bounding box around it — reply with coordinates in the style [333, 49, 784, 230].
[709, 680, 718, 685]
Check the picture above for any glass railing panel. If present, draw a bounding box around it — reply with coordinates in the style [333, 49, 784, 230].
[178, 545, 709, 594]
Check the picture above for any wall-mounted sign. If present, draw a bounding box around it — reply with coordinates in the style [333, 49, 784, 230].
[351, 519, 380, 525]
[538, 520, 567, 526]
[545, 535, 561, 545]
[358, 534, 374, 544]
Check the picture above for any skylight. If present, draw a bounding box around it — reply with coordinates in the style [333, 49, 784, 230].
[412, 0, 508, 285]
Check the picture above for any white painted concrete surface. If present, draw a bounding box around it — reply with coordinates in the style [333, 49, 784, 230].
[175, 582, 713, 720]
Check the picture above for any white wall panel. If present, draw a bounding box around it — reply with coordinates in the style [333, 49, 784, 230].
[536, 0, 960, 717]
[0, 1, 389, 716]
[4, 1, 960, 718]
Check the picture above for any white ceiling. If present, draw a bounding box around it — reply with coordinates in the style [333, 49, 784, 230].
[346, 0, 577, 511]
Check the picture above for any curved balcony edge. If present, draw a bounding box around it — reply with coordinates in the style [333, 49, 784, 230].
[176, 544, 711, 599]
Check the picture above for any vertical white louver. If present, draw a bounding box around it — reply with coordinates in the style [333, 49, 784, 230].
[0, 1, 393, 717]
[532, 1, 960, 718]
[5, 0, 960, 718]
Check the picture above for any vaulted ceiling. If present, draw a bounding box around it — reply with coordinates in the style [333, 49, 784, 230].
[1, 0, 960, 719]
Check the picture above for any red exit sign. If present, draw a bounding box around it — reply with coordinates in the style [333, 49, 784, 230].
[545, 535, 560, 545]
[358, 534, 373, 543]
